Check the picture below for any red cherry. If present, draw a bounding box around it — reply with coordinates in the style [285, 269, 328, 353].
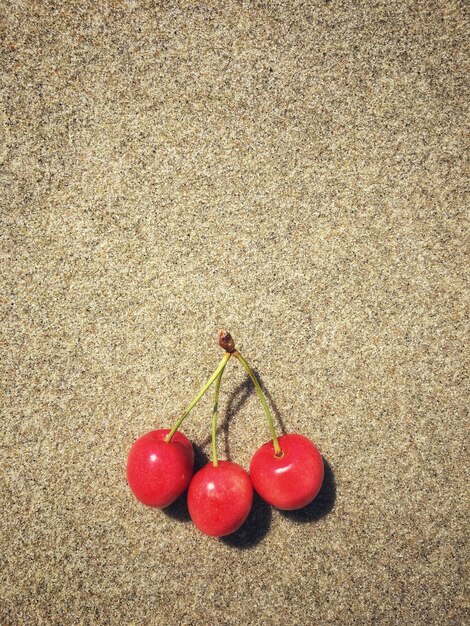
[250, 433, 324, 510]
[187, 461, 253, 537]
[127, 429, 194, 508]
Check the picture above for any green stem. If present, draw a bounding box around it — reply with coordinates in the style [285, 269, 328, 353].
[233, 350, 282, 455]
[211, 367, 225, 467]
[165, 351, 231, 442]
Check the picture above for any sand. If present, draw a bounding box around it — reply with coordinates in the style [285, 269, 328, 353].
[1, 1, 468, 624]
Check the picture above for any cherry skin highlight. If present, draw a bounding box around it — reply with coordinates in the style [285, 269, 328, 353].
[127, 429, 194, 508]
[187, 461, 253, 537]
[250, 433, 324, 510]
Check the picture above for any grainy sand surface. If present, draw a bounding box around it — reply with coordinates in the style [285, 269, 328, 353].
[2, 1, 468, 624]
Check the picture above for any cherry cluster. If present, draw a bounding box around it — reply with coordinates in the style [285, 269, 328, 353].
[126, 331, 324, 537]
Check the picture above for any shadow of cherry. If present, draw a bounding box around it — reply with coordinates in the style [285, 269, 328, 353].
[200, 372, 287, 461]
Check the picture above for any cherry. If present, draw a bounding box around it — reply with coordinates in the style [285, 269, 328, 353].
[187, 461, 253, 537]
[126, 429, 194, 508]
[250, 433, 324, 510]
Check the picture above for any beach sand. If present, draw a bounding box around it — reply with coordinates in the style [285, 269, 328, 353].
[2, 2, 468, 624]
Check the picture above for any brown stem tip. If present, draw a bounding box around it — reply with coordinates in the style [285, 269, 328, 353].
[218, 330, 236, 353]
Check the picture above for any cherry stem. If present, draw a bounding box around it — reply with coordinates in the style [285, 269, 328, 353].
[233, 349, 282, 456]
[165, 351, 232, 443]
[211, 366, 226, 467]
